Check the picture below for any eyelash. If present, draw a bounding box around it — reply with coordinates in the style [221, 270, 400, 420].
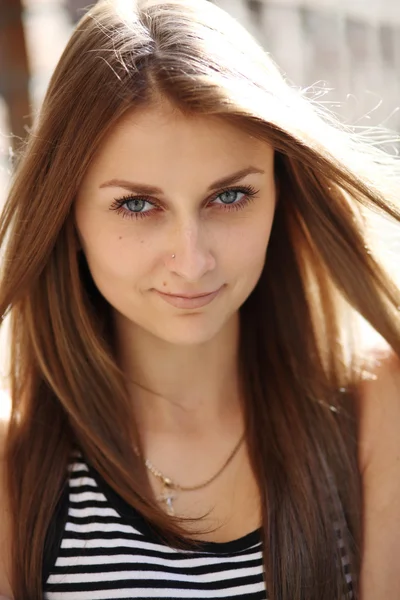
[109, 185, 260, 221]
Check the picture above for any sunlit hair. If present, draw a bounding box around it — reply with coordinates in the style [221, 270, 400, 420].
[1, 0, 400, 598]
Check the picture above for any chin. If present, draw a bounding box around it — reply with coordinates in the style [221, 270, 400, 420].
[150, 318, 226, 346]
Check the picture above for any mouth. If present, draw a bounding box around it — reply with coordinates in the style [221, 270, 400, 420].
[153, 286, 223, 309]
[160, 290, 219, 299]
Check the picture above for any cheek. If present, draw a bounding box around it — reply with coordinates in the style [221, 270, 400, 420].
[229, 210, 274, 273]
[75, 211, 147, 287]
[81, 238, 152, 316]
[86, 238, 150, 288]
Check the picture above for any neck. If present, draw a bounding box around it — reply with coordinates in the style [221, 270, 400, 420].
[114, 312, 244, 438]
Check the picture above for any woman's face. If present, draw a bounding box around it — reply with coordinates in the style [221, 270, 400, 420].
[75, 102, 277, 346]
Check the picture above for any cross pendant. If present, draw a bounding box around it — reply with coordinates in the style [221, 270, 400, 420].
[157, 485, 176, 516]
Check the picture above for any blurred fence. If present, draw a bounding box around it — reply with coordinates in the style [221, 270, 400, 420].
[0, 1, 73, 197]
[215, 0, 400, 131]
[1, 0, 400, 152]
[0, 0, 31, 149]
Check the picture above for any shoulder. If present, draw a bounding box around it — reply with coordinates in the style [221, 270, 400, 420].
[355, 345, 400, 597]
[355, 344, 400, 475]
[0, 391, 13, 598]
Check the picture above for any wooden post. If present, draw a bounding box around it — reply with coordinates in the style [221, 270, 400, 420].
[0, 0, 32, 152]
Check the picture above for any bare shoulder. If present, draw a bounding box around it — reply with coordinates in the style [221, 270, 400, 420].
[355, 348, 400, 596]
[0, 391, 13, 598]
[355, 343, 400, 475]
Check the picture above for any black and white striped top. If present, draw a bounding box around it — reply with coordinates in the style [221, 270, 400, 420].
[43, 455, 267, 599]
[42, 455, 354, 599]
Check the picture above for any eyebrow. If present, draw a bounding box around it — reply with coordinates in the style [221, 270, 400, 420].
[99, 166, 265, 195]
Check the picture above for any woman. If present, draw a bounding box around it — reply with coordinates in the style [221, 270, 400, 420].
[0, 0, 399, 598]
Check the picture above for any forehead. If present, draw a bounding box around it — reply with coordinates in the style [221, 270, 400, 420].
[84, 102, 274, 185]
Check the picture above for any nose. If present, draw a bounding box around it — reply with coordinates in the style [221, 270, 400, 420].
[166, 218, 216, 282]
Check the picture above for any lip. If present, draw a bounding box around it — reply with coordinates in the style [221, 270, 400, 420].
[154, 286, 223, 309]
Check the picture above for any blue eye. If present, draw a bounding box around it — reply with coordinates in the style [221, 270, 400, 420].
[125, 198, 153, 213]
[109, 196, 157, 220]
[214, 190, 246, 205]
[109, 184, 260, 221]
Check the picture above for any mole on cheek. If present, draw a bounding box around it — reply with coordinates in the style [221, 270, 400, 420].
[162, 282, 167, 287]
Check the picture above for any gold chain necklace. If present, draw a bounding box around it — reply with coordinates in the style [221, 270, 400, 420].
[142, 433, 245, 516]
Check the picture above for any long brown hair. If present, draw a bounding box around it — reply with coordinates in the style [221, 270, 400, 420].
[1, 0, 400, 598]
